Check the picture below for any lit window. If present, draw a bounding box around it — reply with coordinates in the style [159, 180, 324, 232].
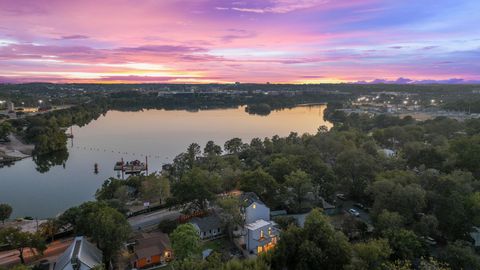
[268, 227, 272, 235]
[257, 246, 263, 253]
[260, 230, 264, 238]
[253, 204, 256, 209]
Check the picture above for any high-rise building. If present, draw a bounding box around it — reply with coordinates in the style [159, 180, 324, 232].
[6, 101, 14, 112]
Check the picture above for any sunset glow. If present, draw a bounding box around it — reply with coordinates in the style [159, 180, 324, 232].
[0, 0, 479, 84]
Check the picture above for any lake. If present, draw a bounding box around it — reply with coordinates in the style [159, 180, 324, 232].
[0, 105, 331, 218]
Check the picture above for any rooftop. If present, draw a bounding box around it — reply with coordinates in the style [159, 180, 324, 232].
[54, 236, 103, 270]
[133, 231, 171, 260]
[190, 213, 222, 232]
[240, 192, 265, 207]
[245, 219, 271, 231]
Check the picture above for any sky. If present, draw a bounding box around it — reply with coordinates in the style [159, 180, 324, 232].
[0, 0, 479, 84]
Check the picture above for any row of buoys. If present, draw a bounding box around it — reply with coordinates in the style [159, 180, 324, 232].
[73, 145, 170, 159]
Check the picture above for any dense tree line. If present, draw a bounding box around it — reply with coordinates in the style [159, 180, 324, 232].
[157, 110, 480, 269]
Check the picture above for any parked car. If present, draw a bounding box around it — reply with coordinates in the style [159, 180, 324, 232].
[353, 203, 365, 209]
[336, 193, 347, 201]
[421, 236, 437, 246]
[348, 208, 360, 217]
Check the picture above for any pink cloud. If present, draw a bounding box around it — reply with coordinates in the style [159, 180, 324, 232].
[0, 0, 478, 83]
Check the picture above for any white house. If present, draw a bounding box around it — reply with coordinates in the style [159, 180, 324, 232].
[240, 192, 279, 255]
[245, 219, 279, 254]
[241, 192, 270, 224]
[54, 236, 103, 270]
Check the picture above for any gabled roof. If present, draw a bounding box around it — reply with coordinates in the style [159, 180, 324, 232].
[54, 236, 103, 270]
[190, 213, 222, 232]
[134, 231, 171, 260]
[240, 192, 265, 207]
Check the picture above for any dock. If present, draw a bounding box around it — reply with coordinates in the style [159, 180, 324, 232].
[114, 157, 148, 176]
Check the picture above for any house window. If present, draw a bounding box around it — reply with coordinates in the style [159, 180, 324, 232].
[209, 229, 212, 234]
[268, 227, 272, 236]
[218, 228, 221, 233]
[257, 246, 263, 254]
[252, 204, 256, 209]
[260, 230, 264, 239]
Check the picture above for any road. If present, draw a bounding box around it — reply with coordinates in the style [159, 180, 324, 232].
[0, 237, 73, 268]
[337, 199, 372, 226]
[128, 208, 182, 231]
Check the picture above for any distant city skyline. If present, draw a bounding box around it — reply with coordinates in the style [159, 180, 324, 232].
[0, 0, 479, 84]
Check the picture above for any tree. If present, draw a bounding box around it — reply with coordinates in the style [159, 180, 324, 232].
[352, 238, 392, 270]
[88, 206, 131, 265]
[466, 192, 480, 226]
[375, 210, 404, 233]
[414, 215, 439, 237]
[57, 202, 130, 265]
[335, 149, 377, 199]
[0, 203, 13, 224]
[95, 178, 125, 201]
[1, 265, 29, 270]
[0, 227, 47, 264]
[186, 143, 201, 168]
[385, 229, 424, 261]
[171, 224, 200, 261]
[284, 170, 313, 212]
[204, 140, 222, 156]
[267, 156, 296, 183]
[368, 171, 426, 223]
[239, 168, 278, 207]
[441, 241, 480, 270]
[272, 209, 352, 270]
[39, 218, 60, 241]
[450, 135, 480, 177]
[172, 168, 221, 212]
[217, 197, 243, 240]
[140, 174, 171, 204]
[224, 138, 244, 155]
[0, 122, 12, 140]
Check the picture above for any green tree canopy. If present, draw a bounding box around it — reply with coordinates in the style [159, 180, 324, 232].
[0, 227, 47, 264]
[0, 203, 13, 224]
[171, 223, 200, 261]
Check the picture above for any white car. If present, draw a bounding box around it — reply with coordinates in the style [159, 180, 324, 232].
[348, 208, 360, 217]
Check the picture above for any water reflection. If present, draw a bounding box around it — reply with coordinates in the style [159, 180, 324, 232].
[33, 150, 69, 173]
[0, 105, 331, 218]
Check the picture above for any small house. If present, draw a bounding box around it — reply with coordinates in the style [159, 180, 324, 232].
[190, 213, 224, 240]
[131, 231, 173, 269]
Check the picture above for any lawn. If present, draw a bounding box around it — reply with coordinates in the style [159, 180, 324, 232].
[200, 237, 232, 252]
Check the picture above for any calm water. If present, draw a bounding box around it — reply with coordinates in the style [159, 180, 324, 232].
[0, 105, 331, 218]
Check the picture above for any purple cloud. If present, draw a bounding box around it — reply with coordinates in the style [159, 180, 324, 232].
[61, 35, 89, 40]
